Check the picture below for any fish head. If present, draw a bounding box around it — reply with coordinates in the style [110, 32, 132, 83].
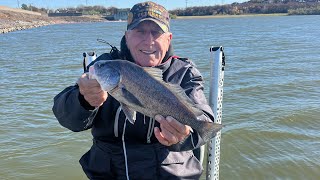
[91, 60, 121, 92]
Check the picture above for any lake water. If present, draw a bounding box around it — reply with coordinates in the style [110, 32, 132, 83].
[1, 15, 319, 180]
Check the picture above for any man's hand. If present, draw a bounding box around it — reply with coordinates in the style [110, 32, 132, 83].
[154, 115, 191, 146]
[77, 73, 108, 107]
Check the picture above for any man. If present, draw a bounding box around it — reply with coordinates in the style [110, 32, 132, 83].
[53, 1, 215, 179]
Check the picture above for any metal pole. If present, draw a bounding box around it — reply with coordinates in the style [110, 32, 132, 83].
[206, 46, 225, 180]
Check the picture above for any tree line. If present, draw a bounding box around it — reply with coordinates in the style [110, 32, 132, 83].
[20, 3, 122, 15]
[170, 1, 320, 16]
[20, 1, 320, 16]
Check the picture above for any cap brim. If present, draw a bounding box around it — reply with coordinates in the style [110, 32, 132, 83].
[127, 18, 169, 32]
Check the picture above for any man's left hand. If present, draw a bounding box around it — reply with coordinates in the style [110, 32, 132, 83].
[154, 115, 191, 146]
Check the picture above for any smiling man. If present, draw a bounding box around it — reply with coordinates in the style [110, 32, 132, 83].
[53, 1, 215, 179]
[125, 20, 172, 67]
[125, 2, 172, 67]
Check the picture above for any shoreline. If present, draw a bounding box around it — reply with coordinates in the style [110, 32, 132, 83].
[175, 13, 288, 19]
[0, 6, 107, 34]
[0, 16, 107, 34]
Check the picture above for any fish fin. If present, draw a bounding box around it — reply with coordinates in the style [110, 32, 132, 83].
[83, 107, 99, 129]
[121, 103, 136, 124]
[144, 67, 202, 115]
[198, 121, 223, 142]
[120, 85, 144, 107]
[165, 82, 204, 115]
[143, 67, 163, 82]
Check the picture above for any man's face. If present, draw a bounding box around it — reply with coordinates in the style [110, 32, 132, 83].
[125, 21, 172, 67]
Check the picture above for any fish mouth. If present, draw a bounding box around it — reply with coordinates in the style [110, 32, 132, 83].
[140, 50, 156, 55]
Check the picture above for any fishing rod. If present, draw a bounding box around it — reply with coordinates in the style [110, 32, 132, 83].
[83, 51, 97, 72]
[206, 46, 225, 180]
[82, 38, 114, 72]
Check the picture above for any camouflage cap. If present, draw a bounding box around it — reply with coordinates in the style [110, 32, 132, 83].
[127, 1, 170, 32]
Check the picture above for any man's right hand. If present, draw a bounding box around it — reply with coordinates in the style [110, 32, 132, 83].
[77, 73, 108, 107]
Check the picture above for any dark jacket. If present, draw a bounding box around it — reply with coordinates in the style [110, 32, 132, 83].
[52, 52, 214, 179]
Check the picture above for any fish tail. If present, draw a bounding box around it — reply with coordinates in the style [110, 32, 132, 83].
[199, 122, 223, 142]
[83, 107, 99, 129]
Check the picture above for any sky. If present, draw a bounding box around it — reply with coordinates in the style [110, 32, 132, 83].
[0, 0, 246, 10]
